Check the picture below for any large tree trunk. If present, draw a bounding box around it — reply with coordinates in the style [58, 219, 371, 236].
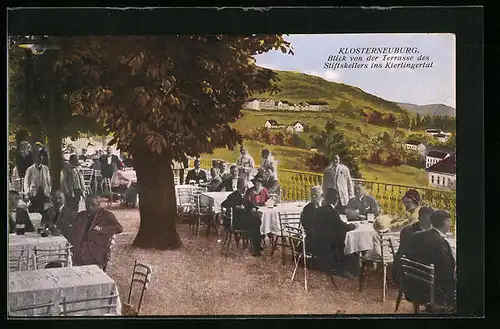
[47, 133, 63, 192]
[132, 148, 182, 250]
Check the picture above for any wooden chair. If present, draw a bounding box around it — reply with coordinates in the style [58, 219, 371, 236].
[33, 243, 73, 270]
[221, 207, 250, 257]
[358, 233, 397, 302]
[10, 299, 58, 316]
[177, 186, 197, 224]
[398, 256, 436, 314]
[271, 212, 301, 264]
[59, 291, 119, 316]
[188, 189, 215, 237]
[284, 223, 310, 292]
[9, 248, 28, 272]
[123, 260, 152, 316]
[81, 168, 94, 195]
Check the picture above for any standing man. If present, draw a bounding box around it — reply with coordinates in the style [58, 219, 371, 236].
[236, 146, 255, 182]
[61, 154, 86, 211]
[16, 141, 34, 181]
[34, 142, 50, 167]
[70, 195, 123, 271]
[100, 147, 122, 180]
[41, 191, 77, 238]
[322, 154, 354, 214]
[24, 151, 51, 214]
[259, 149, 278, 178]
[79, 148, 89, 162]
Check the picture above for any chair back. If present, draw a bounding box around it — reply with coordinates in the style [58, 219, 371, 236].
[379, 232, 399, 264]
[283, 221, 306, 252]
[10, 298, 58, 316]
[59, 291, 118, 316]
[9, 248, 28, 272]
[277, 212, 302, 239]
[400, 255, 435, 306]
[127, 260, 152, 314]
[33, 243, 73, 270]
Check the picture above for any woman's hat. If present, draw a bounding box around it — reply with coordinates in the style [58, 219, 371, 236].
[373, 215, 392, 232]
[402, 189, 421, 203]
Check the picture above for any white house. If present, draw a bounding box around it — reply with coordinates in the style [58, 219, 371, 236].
[307, 101, 329, 111]
[259, 99, 276, 111]
[404, 140, 427, 156]
[425, 128, 444, 136]
[285, 125, 294, 134]
[264, 120, 284, 129]
[426, 155, 456, 190]
[425, 150, 450, 169]
[435, 133, 449, 143]
[243, 99, 260, 110]
[292, 121, 305, 133]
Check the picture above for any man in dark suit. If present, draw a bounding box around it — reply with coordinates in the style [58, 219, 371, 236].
[309, 188, 356, 275]
[185, 159, 208, 184]
[100, 147, 122, 180]
[41, 191, 77, 238]
[393, 206, 434, 284]
[70, 195, 123, 271]
[9, 190, 35, 234]
[221, 178, 262, 257]
[300, 186, 323, 239]
[405, 210, 456, 309]
[220, 165, 239, 192]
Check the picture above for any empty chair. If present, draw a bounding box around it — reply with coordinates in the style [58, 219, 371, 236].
[272, 212, 301, 264]
[123, 260, 152, 316]
[283, 222, 311, 292]
[9, 248, 28, 272]
[81, 168, 94, 195]
[32, 243, 73, 270]
[221, 207, 249, 257]
[59, 291, 119, 316]
[358, 233, 398, 302]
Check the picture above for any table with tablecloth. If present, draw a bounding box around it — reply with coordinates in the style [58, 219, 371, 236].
[111, 169, 137, 188]
[199, 192, 232, 213]
[8, 265, 121, 316]
[175, 184, 206, 207]
[9, 233, 72, 271]
[258, 202, 306, 236]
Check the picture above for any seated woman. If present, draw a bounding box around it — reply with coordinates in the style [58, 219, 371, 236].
[245, 173, 270, 207]
[9, 190, 35, 234]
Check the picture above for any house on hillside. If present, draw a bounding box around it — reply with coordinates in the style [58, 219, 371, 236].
[404, 140, 427, 156]
[425, 150, 450, 169]
[426, 155, 456, 190]
[425, 128, 444, 136]
[293, 121, 305, 133]
[277, 100, 290, 111]
[264, 120, 284, 129]
[307, 101, 329, 111]
[285, 125, 294, 134]
[243, 99, 260, 110]
[434, 133, 449, 143]
[259, 99, 276, 111]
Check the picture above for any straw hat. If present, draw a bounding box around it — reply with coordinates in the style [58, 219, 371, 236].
[373, 215, 392, 233]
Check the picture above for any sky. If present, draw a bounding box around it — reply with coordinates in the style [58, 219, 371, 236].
[255, 34, 455, 108]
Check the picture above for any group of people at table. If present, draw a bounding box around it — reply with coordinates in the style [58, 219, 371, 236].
[206, 151, 455, 310]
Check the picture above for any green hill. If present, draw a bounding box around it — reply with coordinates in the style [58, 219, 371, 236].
[251, 69, 408, 116]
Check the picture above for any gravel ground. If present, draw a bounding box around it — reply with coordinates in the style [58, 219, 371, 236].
[105, 206, 413, 315]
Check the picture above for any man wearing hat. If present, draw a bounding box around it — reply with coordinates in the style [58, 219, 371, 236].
[391, 189, 421, 229]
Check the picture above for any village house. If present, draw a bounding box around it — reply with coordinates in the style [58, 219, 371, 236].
[434, 133, 449, 143]
[277, 100, 290, 111]
[426, 155, 456, 190]
[425, 150, 451, 169]
[292, 121, 305, 133]
[425, 128, 444, 136]
[259, 99, 276, 111]
[242, 98, 260, 110]
[285, 125, 294, 134]
[264, 120, 284, 129]
[404, 140, 427, 156]
[306, 101, 329, 111]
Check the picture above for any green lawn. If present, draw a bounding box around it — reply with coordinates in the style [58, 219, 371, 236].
[202, 140, 429, 188]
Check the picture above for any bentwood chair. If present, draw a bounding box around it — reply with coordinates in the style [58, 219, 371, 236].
[9, 248, 28, 272]
[123, 260, 153, 316]
[272, 212, 302, 264]
[358, 233, 398, 302]
[59, 291, 119, 316]
[32, 243, 73, 270]
[398, 256, 435, 314]
[81, 168, 94, 195]
[221, 207, 250, 258]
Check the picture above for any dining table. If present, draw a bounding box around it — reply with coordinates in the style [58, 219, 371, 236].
[8, 265, 121, 316]
[9, 232, 72, 271]
[258, 201, 306, 236]
[199, 191, 232, 213]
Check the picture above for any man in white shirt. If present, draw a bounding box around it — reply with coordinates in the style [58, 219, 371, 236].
[322, 154, 354, 214]
[24, 151, 51, 213]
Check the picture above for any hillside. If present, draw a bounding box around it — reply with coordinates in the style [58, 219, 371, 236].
[398, 102, 456, 117]
[252, 69, 409, 116]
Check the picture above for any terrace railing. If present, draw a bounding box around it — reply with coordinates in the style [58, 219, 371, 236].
[192, 158, 457, 233]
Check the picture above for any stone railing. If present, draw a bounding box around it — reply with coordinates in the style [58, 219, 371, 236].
[192, 158, 457, 232]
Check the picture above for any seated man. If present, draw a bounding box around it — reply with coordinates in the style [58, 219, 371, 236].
[263, 167, 280, 195]
[309, 188, 356, 275]
[300, 186, 323, 239]
[70, 195, 123, 271]
[41, 190, 77, 238]
[185, 159, 208, 184]
[345, 184, 380, 221]
[404, 210, 456, 310]
[393, 206, 434, 284]
[220, 165, 239, 192]
[208, 167, 223, 192]
[219, 161, 230, 180]
[221, 178, 262, 257]
[9, 190, 35, 234]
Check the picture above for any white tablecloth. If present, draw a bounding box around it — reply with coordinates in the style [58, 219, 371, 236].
[259, 202, 305, 235]
[344, 223, 377, 255]
[199, 192, 232, 212]
[175, 185, 206, 207]
[8, 265, 121, 316]
[9, 233, 72, 271]
[111, 170, 137, 188]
